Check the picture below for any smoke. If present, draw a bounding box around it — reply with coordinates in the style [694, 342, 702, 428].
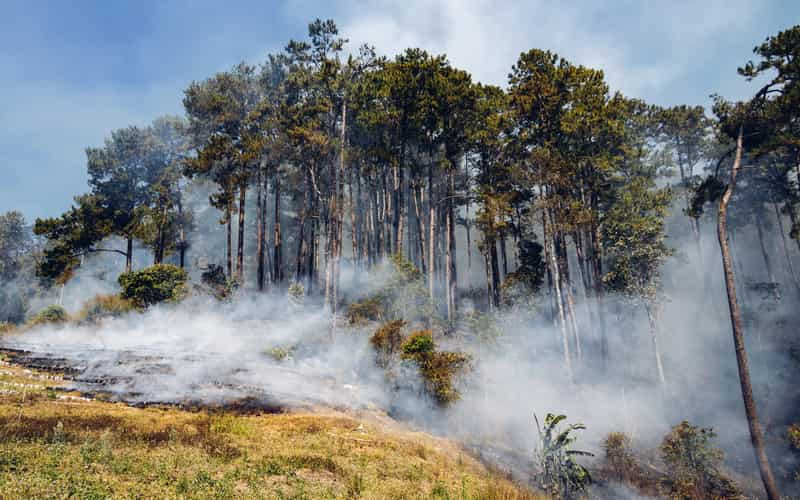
[4, 189, 800, 497]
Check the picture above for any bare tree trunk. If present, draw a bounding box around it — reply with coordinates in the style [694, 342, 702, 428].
[126, 237, 133, 273]
[489, 235, 501, 308]
[774, 202, 800, 293]
[446, 168, 457, 324]
[755, 215, 777, 288]
[274, 168, 282, 283]
[256, 169, 265, 291]
[428, 163, 436, 301]
[717, 127, 780, 500]
[226, 201, 232, 278]
[545, 207, 573, 381]
[237, 183, 246, 283]
[644, 301, 666, 386]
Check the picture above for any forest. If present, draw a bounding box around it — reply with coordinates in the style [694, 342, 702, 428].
[1, 18, 799, 500]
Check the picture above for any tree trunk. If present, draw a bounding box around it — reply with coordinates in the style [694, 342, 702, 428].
[428, 162, 436, 301]
[446, 168, 457, 324]
[256, 169, 265, 291]
[545, 207, 573, 381]
[236, 183, 246, 283]
[126, 237, 133, 273]
[226, 199, 233, 279]
[644, 301, 666, 386]
[755, 215, 777, 288]
[774, 202, 800, 293]
[717, 126, 780, 500]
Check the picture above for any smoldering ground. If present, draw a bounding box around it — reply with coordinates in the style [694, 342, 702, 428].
[3, 194, 800, 497]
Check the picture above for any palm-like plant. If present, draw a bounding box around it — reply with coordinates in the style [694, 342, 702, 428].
[534, 413, 593, 499]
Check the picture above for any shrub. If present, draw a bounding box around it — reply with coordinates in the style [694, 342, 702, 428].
[347, 296, 384, 324]
[27, 305, 69, 327]
[370, 320, 406, 368]
[76, 294, 135, 323]
[603, 432, 637, 482]
[400, 330, 469, 406]
[400, 330, 435, 358]
[659, 421, 740, 499]
[268, 346, 293, 362]
[118, 264, 188, 308]
[534, 413, 593, 499]
[288, 282, 305, 306]
[200, 264, 235, 300]
[0, 322, 15, 334]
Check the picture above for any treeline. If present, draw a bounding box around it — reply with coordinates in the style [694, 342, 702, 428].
[27, 20, 800, 364]
[4, 20, 800, 499]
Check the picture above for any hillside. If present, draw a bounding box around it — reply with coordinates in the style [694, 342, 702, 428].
[0, 353, 541, 499]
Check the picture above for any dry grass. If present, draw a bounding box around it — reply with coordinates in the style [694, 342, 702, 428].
[0, 355, 545, 499]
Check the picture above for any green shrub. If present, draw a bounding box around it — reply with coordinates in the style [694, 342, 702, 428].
[370, 320, 406, 368]
[347, 296, 384, 324]
[76, 294, 136, 323]
[118, 264, 188, 308]
[27, 304, 69, 327]
[534, 413, 593, 499]
[659, 421, 740, 499]
[200, 264, 235, 300]
[288, 282, 305, 305]
[400, 330, 469, 406]
[400, 330, 435, 358]
[268, 346, 293, 362]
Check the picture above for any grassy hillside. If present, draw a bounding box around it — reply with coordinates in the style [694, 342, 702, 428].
[0, 355, 543, 499]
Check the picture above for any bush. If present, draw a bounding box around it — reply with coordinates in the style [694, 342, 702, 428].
[200, 264, 235, 300]
[347, 296, 384, 324]
[27, 305, 69, 327]
[288, 282, 305, 306]
[400, 330, 436, 358]
[118, 264, 188, 308]
[400, 330, 469, 406]
[370, 320, 406, 368]
[659, 421, 740, 499]
[0, 322, 15, 334]
[603, 432, 637, 482]
[76, 294, 135, 323]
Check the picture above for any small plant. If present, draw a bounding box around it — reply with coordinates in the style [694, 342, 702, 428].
[27, 304, 69, 327]
[118, 264, 188, 308]
[76, 294, 135, 323]
[268, 346, 293, 362]
[347, 296, 384, 324]
[288, 281, 305, 305]
[370, 320, 406, 368]
[659, 421, 740, 499]
[0, 322, 15, 334]
[533, 413, 593, 499]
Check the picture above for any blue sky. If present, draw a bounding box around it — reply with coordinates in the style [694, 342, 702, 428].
[1, 0, 798, 219]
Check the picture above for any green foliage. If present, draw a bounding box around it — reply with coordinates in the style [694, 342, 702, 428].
[347, 296, 384, 325]
[27, 305, 69, 327]
[267, 346, 293, 362]
[659, 421, 740, 499]
[687, 175, 726, 218]
[288, 282, 305, 306]
[118, 264, 188, 308]
[400, 330, 436, 358]
[76, 294, 136, 323]
[533, 413, 593, 499]
[370, 320, 406, 368]
[400, 331, 470, 406]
